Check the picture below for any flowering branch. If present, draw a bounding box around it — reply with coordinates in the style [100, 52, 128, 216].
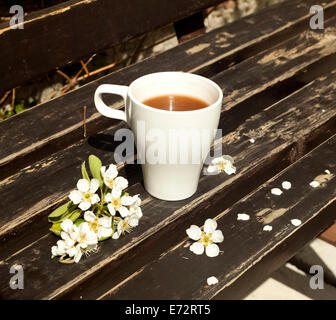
[49, 155, 142, 264]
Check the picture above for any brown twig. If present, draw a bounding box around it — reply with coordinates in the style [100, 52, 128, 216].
[0, 90, 11, 105]
[11, 88, 15, 110]
[83, 106, 87, 138]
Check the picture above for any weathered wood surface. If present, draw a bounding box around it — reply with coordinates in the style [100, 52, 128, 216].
[100, 133, 336, 300]
[1, 0, 336, 300]
[1, 69, 336, 299]
[1, 17, 335, 243]
[0, 0, 225, 93]
[1, 0, 335, 180]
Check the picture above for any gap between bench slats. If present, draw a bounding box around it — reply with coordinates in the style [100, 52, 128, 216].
[1, 17, 335, 243]
[100, 133, 336, 300]
[1, 0, 335, 180]
[1, 71, 336, 299]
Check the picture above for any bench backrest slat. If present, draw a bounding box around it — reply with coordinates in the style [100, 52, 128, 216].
[0, 0, 222, 93]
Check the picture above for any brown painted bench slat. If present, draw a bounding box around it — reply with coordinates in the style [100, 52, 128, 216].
[101, 133, 336, 300]
[1, 0, 335, 180]
[0, 0, 336, 300]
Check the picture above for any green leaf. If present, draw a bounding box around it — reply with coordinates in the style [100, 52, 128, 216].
[74, 219, 85, 227]
[50, 223, 62, 236]
[89, 155, 103, 186]
[14, 104, 25, 114]
[81, 161, 90, 181]
[121, 191, 129, 197]
[48, 201, 74, 222]
[56, 209, 82, 224]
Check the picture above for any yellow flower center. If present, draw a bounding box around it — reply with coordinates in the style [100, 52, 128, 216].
[120, 220, 132, 234]
[219, 161, 227, 171]
[106, 178, 114, 188]
[90, 219, 99, 233]
[83, 192, 93, 202]
[112, 198, 121, 210]
[199, 232, 213, 247]
[79, 233, 87, 242]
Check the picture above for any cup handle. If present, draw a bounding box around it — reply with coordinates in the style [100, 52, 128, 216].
[94, 84, 128, 122]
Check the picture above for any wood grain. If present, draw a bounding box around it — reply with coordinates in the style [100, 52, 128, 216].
[1, 0, 335, 179]
[0, 0, 225, 92]
[1, 71, 336, 299]
[100, 133, 336, 300]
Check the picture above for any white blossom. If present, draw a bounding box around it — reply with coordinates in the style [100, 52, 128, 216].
[263, 225, 272, 232]
[309, 180, 320, 188]
[282, 181, 292, 190]
[186, 219, 224, 257]
[207, 276, 219, 285]
[112, 214, 140, 240]
[271, 188, 283, 196]
[69, 178, 100, 211]
[237, 213, 250, 221]
[207, 155, 236, 175]
[101, 164, 128, 192]
[291, 219, 302, 226]
[84, 211, 113, 239]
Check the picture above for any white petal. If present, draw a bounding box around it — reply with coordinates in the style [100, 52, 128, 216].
[186, 225, 202, 241]
[91, 194, 100, 205]
[61, 219, 73, 233]
[114, 176, 128, 190]
[237, 213, 250, 221]
[84, 211, 96, 222]
[66, 246, 77, 257]
[134, 207, 143, 219]
[204, 219, 217, 234]
[291, 219, 302, 226]
[119, 206, 130, 218]
[282, 181, 292, 190]
[51, 246, 59, 257]
[207, 165, 219, 174]
[211, 230, 224, 243]
[310, 181, 320, 188]
[221, 155, 234, 163]
[112, 231, 121, 239]
[100, 166, 106, 176]
[249, 138, 255, 144]
[325, 169, 331, 174]
[69, 190, 82, 204]
[99, 216, 112, 228]
[77, 179, 90, 192]
[133, 195, 141, 206]
[206, 243, 220, 257]
[74, 247, 83, 263]
[207, 276, 219, 285]
[89, 178, 100, 193]
[121, 196, 135, 206]
[106, 165, 118, 178]
[263, 225, 272, 232]
[79, 222, 91, 234]
[105, 192, 112, 203]
[79, 201, 91, 211]
[211, 157, 224, 165]
[128, 214, 139, 227]
[107, 203, 116, 216]
[98, 227, 113, 239]
[271, 188, 283, 195]
[111, 187, 122, 199]
[190, 242, 204, 255]
[224, 163, 236, 175]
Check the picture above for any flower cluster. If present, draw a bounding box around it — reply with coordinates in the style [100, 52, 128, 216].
[49, 155, 142, 264]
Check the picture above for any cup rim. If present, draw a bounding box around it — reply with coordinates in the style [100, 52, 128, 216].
[128, 71, 223, 114]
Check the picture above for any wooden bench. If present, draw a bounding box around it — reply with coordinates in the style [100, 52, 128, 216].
[1, 0, 336, 299]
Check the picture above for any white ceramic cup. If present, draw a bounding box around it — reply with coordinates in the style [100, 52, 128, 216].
[94, 72, 222, 201]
